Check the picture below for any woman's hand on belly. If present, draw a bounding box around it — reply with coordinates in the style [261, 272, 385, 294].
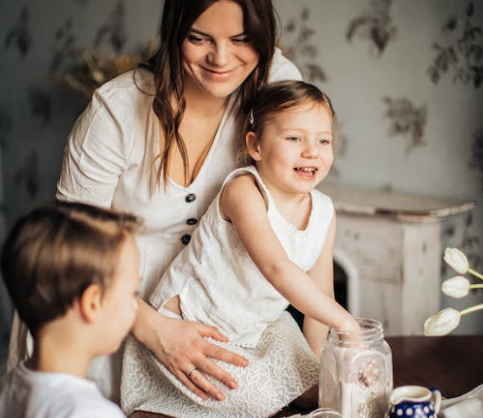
[131, 298, 249, 400]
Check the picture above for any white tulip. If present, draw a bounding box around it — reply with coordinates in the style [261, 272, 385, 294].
[441, 276, 470, 299]
[424, 308, 460, 336]
[443, 248, 469, 275]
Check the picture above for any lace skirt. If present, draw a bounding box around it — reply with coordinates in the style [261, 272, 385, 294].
[120, 312, 319, 418]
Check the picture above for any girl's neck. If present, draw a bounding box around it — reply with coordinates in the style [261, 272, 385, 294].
[265, 184, 313, 231]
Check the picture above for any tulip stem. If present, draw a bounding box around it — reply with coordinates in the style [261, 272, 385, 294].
[468, 268, 483, 280]
[460, 304, 483, 316]
[470, 284, 483, 290]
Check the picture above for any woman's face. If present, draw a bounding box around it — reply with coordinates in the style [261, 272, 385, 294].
[181, 0, 260, 100]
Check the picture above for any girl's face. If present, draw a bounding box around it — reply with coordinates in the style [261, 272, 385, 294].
[247, 102, 334, 198]
[181, 0, 260, 100]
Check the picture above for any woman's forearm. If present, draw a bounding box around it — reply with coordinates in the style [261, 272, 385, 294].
[131, 297, 164, 348]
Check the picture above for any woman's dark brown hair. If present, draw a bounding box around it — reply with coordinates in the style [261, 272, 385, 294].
[142, 0, 278, 186]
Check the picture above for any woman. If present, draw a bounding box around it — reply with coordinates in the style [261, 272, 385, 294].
[8, 0, 302, 404]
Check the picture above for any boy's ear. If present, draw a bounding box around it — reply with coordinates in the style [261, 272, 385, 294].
[246, 131, 262, 161]
[79, 283, 103, 323]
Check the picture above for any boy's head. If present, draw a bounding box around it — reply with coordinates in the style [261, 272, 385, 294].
[1, 201, 142, 344]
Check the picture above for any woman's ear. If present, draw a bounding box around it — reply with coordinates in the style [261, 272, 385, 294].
[246, 131, 262, 161]
[79, 283, 103, 323]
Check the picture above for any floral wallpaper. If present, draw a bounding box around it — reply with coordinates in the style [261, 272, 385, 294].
[1, 0, 482, 370]
[427, 2, 483, 88]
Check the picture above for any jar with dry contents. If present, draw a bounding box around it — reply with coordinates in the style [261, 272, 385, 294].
[319, 318, 393, 418]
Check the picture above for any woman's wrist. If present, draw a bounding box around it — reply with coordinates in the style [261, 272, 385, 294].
[131, 297, 166, 347]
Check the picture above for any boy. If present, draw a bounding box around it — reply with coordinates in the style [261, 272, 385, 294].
[0, 201, 141, 418]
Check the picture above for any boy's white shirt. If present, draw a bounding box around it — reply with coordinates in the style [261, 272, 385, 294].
[0, 361, 126, 418]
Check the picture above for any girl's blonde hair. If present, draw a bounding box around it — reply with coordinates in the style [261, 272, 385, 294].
[237, 80, 336, 166]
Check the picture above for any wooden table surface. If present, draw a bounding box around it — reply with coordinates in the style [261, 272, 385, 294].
[130, 335, 483, 418]
[387, 335, 483, 399]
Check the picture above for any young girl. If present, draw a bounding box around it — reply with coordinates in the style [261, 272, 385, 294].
[121, 80, 359, 418]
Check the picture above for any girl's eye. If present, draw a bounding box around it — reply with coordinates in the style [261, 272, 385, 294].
[319, 139, 331, 145]
[287, 136, 301, 142]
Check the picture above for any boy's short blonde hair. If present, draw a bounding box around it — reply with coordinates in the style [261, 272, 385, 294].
[1, 201, 141, 337]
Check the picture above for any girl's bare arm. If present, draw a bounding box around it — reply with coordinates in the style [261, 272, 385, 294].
[221, 176, 358, 335]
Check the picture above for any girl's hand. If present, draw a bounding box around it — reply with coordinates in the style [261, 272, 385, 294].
[131, 298, 249, 401]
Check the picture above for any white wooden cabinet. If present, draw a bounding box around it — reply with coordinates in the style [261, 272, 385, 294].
[321, 185, 475, 336]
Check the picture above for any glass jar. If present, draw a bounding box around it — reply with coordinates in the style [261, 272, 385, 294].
[319, 318, 393, 418]
[306, 408, 343, 418]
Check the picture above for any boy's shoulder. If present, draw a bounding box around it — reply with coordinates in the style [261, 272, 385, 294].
[0, 363, 125, 418]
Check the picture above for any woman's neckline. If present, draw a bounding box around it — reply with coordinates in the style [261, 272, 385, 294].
[165, 93, 237, 190]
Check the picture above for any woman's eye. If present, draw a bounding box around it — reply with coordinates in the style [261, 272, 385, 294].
[287, 136, 301, 142]
[187, 34, 204, 44]
[319, 139, 331, 145]
[232, 37, 250, 44]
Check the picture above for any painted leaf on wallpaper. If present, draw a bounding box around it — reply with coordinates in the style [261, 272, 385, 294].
[467, 1, 475, 18]
[28, 88, 52, 126]
[94, 1, 127, 54]
[427, 1, 482, 88]
[461, 214, 482, 270]
[444, 16, 458, 32]
[383, 97, 427, 154]
[50, 18, 77, 72]
[282, 7, 327, 84]
[469, 129, 483, 192]
[346, 0, 397, 57]
[0, 107, 12, 150]
[443, 214, 482, 273]
[4, 6, 31, 57]
[14, 153, 39, 198]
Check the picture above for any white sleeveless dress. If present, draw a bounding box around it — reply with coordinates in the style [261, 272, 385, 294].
[121, 166, 335, 418]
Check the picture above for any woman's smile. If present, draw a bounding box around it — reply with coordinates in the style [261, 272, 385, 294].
[201, 66, 236, 79]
